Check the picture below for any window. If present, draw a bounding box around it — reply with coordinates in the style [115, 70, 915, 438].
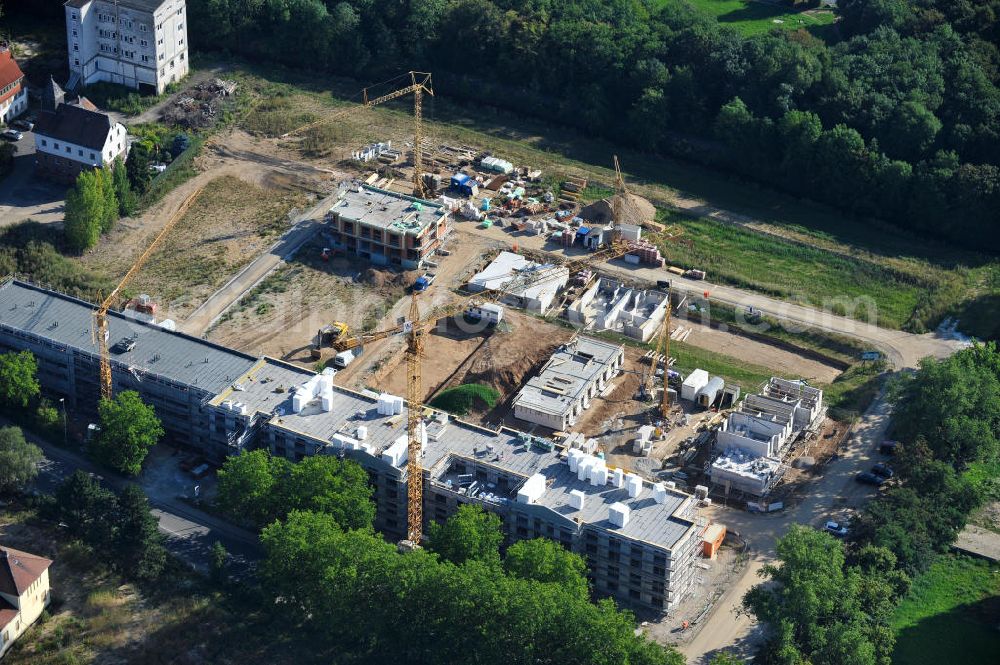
[65, 146, 71, 154]
[178, 38, 184, 45]
[177, 7, 183, 15]
[629, 589, 641, 600]
[78, 149, 83, 156]
[53, 142, 59, 149]
[73, 43, 79, 51]
[72, 29, 77, 36]
[72, 12, 77, 19]
[73, 58, 80, 66]
[89, 152, 95, 160]
[169, 59, 174, 69]
[140, 39, 148, 47]
[140, 24, 147, 32]
[158, 37, 163, 45]
[41, 140, 47, 147]
[159, 53, 164, 61]
[141, 55, 149, 63]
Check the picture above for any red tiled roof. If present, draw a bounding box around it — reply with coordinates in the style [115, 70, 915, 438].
[0, 49, 25, 92]
[0, 597, 17, 631]
[0, 546, 52, 597]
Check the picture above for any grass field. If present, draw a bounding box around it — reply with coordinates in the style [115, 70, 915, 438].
[657, 0, 837, 37]
[658, 213, 931, 330]
[891, 554, 1000, 665]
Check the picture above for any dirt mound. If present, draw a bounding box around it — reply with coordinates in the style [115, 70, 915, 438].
[363, 268, 419, 288]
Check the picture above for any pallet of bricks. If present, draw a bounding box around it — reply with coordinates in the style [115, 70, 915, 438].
[560, 175, 587, 204]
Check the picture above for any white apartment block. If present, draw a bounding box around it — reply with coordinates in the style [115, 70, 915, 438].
[65, 0, 189, 95]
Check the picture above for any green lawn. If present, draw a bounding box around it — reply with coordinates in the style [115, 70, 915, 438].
[892, 554, 1000, 665]
[657, 214, 930, 330]
[656, 0, 837, 37]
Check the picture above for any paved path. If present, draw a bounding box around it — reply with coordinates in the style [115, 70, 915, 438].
[456, 224, 965, 370]
[180, 190, 341, 335]
[0, 131, 67, 227]
[23, 424, 261, 575]
[676, 391, 894, 663]
[953, 524, 1000, 563]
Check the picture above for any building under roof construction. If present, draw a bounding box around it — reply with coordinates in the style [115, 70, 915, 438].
[512, 336, 625, 431]
[325, 184, 450, 269]
[0, 279, 696, 613]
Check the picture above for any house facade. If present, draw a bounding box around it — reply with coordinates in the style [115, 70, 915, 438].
[0, 46, 27, 125]
[0, 546, 52, 658]
[33, 97, 128, 182]
[64, 0, 189, 94]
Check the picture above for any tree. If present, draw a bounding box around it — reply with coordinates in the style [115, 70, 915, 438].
[891, 343, 1000, 468]
[51, 470, 119, 548]
[114, 483, 166, 580]
[97, 166, 118, 232]
[0, 350, 40, 409]
[93, 390, 164, 475]
[743, 526, 896, 665]
[216, 449, 288, 527]
[126, 142, 153, 194]
[504, 538, 589, 599]
[0, 426, 42, 494]
[282, 454, 375, 531]
[427, 504, 502, 566]
[210, 540, 228, 583]
[112, 157, 137, 216]
[64, 169, 107, 251]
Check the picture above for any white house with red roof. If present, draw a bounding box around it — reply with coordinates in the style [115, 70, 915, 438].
[0, 44, 28, 125]
[0, 545, 52, 657]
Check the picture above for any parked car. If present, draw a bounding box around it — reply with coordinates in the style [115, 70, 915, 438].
[824, 520, 849, 538]
[1, 129, 22, 141]
[872, 463, 895, 479]
[855, 471, 885, 486]
[879, 440, 899, 455]
[10, 119, 33, 132]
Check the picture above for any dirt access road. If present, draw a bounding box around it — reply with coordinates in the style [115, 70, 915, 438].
[457, 221, 965, 370]
[669, 392, 894, 663]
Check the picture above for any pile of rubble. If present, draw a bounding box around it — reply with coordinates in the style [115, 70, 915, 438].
[160, 78, 238, 129]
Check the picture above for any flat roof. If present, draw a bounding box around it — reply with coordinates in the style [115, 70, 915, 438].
[268, 384, 692, 550]
[330, 185, 445, 236]
[514, 336, 623, 417]
[209, 357, 316, 416]
[65, 0, 172, 12]
[468, 251, 568, 302]
[0, 279, 258, 395]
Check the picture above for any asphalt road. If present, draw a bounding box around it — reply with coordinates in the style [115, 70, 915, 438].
[678, 392, 895, 663]
[0, 130, 67, 226]
[24, 425, 261, 575]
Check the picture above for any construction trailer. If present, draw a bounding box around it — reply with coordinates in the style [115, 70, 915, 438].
[696, 376, 725, 408]
[680, 369, 709, 402]
[0, 278, 699, 614]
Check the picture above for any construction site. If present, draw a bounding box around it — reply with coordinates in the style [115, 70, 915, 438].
[0, 70, 861, 630]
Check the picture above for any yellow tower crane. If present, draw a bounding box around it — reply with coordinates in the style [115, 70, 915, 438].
[281, 71, 434, 197]
[610, 155, 682, 418]
[332, 238, 637, 545]
[94, 186, 205, 400]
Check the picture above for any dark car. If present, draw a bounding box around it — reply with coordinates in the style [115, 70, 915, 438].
[879, 440, 899, 455]
[10, 119, 33, 132]
[872, 463, 894, 479]
[856, 471, 885, 486]
[1, 129, 22, 141]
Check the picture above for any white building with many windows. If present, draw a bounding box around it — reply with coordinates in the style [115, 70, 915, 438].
[64, 0, 189, 94]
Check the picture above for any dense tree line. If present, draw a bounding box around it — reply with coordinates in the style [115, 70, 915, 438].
[744, 343, 999, 664]
[178, 0, 1000, 250]
[261, 506, 683, 665]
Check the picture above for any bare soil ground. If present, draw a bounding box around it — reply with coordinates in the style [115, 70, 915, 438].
[373, 311, 573, 427]
[206, 238, 406, 364]
[80, 130, 337, 320]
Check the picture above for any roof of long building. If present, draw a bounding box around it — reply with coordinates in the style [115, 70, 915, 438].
[0, 279, 259, 395]
[513, 336, 623, 417]
[329, 185, 446, 236]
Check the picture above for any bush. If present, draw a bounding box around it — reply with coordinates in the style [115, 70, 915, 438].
[429, 384, 500, 416]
